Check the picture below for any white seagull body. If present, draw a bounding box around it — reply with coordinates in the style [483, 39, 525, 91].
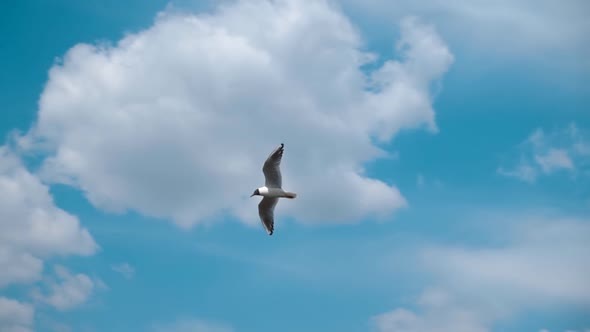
[250, 143, 297, 235]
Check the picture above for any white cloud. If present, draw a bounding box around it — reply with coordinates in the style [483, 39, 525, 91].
[111, 262, 135, 279]
[428, 236, 588, 312]
[0, 248, 42, 287]
[0, 146, 97, 288]
[0, 146, 100, 330]
[425, 215, 590, 306]
[535, 148, 574, 173]
[0, 297, 34, 332]
[339, 0, 590, 60]
[32, 265, 99, 311]
[371, 289, 488, 332]
[0, 326, 33, 332]
[415, 173, 443, 189]
[498, 124, 590, 182]
[19, 0, 453, 229]
[497, 160, 537, 183]
[37, 316, 73, 332]
[374, 212, 590, 331]
[151, 318, 233, 332]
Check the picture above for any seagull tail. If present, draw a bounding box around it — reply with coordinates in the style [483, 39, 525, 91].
[284, 192, 297, 199]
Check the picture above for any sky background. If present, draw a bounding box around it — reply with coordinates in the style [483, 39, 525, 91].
[0, 1, 589, 332]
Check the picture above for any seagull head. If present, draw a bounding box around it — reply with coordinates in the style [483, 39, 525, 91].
[250, 188, 260, 197]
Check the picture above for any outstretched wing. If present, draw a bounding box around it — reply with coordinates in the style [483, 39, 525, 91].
[258, 197, 278, 235]
[262, 143, 284, 188]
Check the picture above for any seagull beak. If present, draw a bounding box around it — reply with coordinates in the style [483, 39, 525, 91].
[250, 193, 255, 197]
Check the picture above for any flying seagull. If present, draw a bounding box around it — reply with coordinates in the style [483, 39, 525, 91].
[250, 143, 297, 235]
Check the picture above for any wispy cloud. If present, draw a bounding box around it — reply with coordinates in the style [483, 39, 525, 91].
[371, 288, 489, 332]
[111, 263, 135, 280]
[340, 0, 590, 61]
[422, 217, 590, 306]
[151, 318, 233, 332]
[498, 124, 590, 182]
[416, 173, 443, 189]
[534, 148, 574, 173]
[373, 211, 590, 331]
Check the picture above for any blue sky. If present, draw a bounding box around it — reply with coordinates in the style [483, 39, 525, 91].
[0, 1, 589, 332]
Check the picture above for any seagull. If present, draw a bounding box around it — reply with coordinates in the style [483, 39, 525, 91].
[250, 143, 297, 235]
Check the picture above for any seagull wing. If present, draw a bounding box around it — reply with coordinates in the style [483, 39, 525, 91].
[262, 143, 284, 188]
[258, 197, 278, 235]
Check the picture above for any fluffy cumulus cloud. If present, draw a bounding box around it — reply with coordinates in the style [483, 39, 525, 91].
[0, 146, 97, 287]
[373, 213, 590, 332]
[498, 124, 590, 183]
[0, 146, 99, 329]
[0, 297, 34, 332]
[31, 265, 100, 311]
[19, 0, 453, 229]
